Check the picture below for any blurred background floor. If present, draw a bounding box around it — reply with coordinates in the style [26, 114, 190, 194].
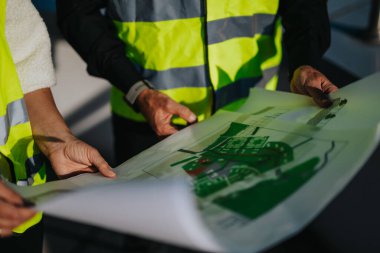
[29, 0, 380, 252]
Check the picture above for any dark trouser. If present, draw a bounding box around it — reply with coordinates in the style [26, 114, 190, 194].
[0, 221, 43, 253]
[112, 113, 160, 166]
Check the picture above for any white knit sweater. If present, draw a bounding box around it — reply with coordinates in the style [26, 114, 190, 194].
[5, 0, 55, 94]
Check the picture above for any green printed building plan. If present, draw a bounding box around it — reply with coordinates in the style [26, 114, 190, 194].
[169, 122, 333, 220]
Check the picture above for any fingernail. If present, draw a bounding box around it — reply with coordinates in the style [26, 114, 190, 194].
[189, 114, 197, 123]
[107, 171, 116, 178]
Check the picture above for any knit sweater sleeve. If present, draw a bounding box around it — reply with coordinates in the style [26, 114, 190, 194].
[5, 0, 56, 94]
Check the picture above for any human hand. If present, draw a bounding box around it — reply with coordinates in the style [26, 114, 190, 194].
[137, 89, 197, 137]
[23, 88, 116, 179]
[0, 181, 36, 237]
[290, 65, 338, 108]
[46, 136, 116, 179]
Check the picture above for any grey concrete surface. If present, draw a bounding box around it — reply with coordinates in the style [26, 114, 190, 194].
[326, 0, 380, 77]
[51, 41, 115, 165]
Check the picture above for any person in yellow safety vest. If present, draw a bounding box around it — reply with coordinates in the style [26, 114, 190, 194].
[0, 0, 116, 252]
[57, 0, 338, 165]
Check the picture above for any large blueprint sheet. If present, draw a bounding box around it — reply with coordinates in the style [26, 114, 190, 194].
[11, 72, 380, 252]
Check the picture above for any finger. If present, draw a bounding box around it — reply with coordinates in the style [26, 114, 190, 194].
[0, 228, 13, 238]
[305, 86, 333, 108]
[0, 202, 35, 227]
[152, 108, 179, 136]
[167, 101, 197, 124]
[0, 202, 30, 220]
[0, 217, 22, 230]
[0, 182, 23, 206]
[13, 206, 36, 220]
[322, 82, 339, 94]
[88, 149, 116, 178]
[156, 123, 178, 137]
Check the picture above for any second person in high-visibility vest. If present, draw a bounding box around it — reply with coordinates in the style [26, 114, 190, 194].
[57, 0, 338, 165]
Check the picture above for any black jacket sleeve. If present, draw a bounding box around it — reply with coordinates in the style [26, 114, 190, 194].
[56, 0, 142, 94]
[279, 0, 331, 79]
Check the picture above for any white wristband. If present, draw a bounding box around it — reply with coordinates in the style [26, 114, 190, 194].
[125, 80, 153, 105]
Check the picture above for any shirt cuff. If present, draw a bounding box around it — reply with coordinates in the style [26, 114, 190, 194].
[124, 80, 154, 108]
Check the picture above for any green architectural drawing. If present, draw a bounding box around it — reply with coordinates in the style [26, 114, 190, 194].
[171, 122, 332, 220]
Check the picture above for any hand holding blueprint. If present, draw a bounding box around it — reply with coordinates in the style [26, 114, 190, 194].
[10, 72, 380, 252]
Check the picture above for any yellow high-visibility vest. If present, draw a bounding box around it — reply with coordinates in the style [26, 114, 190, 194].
[109, 0, 282, 124]
[0, 0, 46, 233]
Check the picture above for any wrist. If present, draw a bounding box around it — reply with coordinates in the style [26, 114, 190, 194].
[124, 80, 154, 111]
[34, 128, 74, 158]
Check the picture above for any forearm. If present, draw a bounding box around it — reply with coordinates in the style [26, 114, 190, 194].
[24, 88, 74, 157]
[56, 0, 142, 93]
[280, 0, 330, 78]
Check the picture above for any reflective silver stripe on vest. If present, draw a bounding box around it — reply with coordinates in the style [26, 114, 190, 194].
[214, 66, 279, 109]
[135, 64, 209, 89]
[0, 99, 29, 145]
[108, 0, 202, 22]
[22, 153, 45, 186]
[207, 14, 276, 45]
